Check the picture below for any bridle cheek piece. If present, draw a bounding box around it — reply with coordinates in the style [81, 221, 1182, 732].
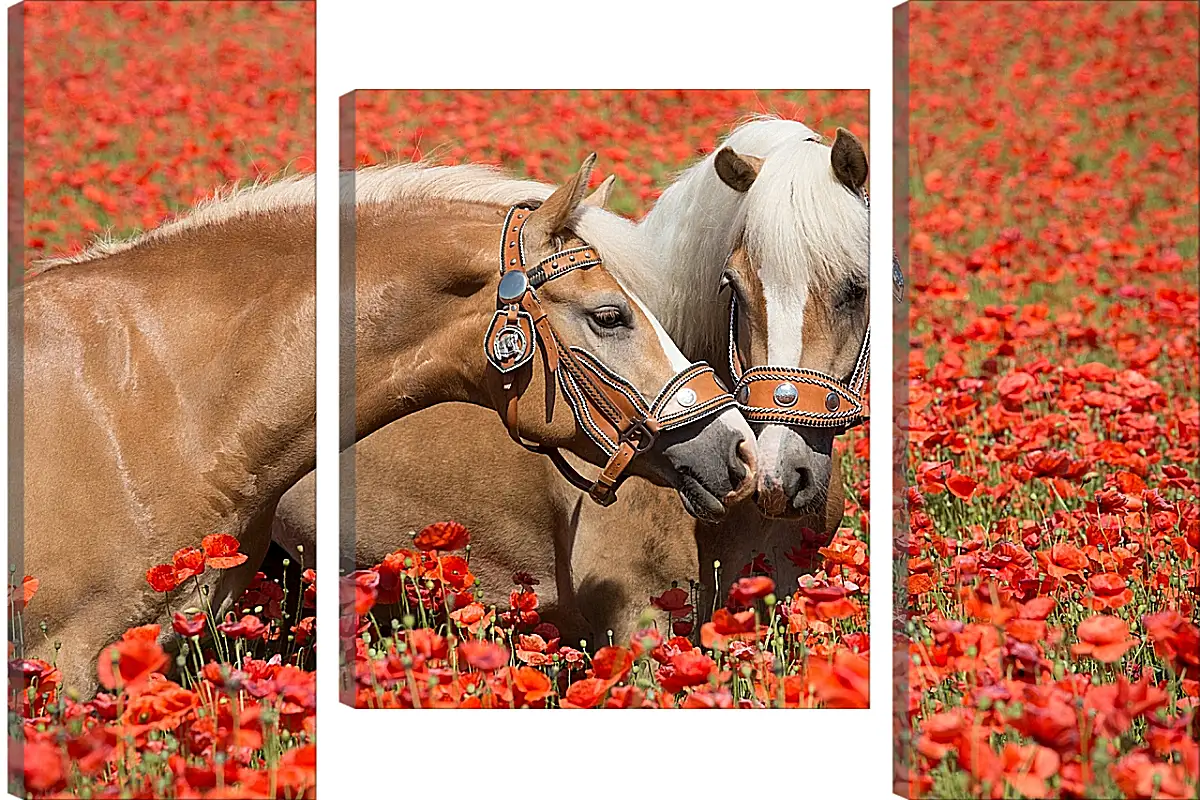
[486, 203, 738, 506]
[726, 293, 870, 432]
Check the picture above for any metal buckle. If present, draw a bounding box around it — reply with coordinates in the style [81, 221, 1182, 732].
[621, 419, 659, 453]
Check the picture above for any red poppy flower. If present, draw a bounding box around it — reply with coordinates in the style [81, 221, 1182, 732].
[1142, 610, 1200, 672]
[605, 685, 650, 709]
[512, 666, 553, 706]
[908, 573, 936, 596]
[591, 646, 633, 684]
[1085, 674, 1169, 739]
[450, 602, 493, 635]
[1081, 571, 1134, 610]
[9, 575, 39, 610]
[997, 370, 1036, 404]
[64, 724, 118, 776]
[805, 649, 869, 709]
[1070, 615, 1138, 663]
[145, 563, 180, 592]
[20, 741, 67, 793]
[629, 626, 663, 659]
[294, 615, 315, 646]
[728, 575, 776, 607]
[649, 586, 692, 615]
[819, 537, 867, 566]
[1035, 542, 1089, 581]
[413, 520, 470, 551]
[217, 614, 268, 640]
[682, 687, 735, 708]
[347, 569, 379, 615]
[201, 533, 248, 568]
[171, 546, 206, 581]
[1111, 752, 1195, 800]
[657, 650, 716, 694]
[998, 742, 1060, 799]
[672, 620, 694, 637]
[172, 611, 207, 638]
[946, 472, 978, 500]
[97, 630, 168, 690]
[120, 676, 200, 733]
[438, 554, 474, 591]
[512, 571, 539, 588]
[458, 640, 508, 672]
[700, 608, 758, 651]
[560, 677, 608, 709]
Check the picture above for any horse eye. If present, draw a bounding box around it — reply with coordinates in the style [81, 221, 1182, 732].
[719, 269, 735, 292]
[837, 284, 868, 308]
[590, 307, 626, 329]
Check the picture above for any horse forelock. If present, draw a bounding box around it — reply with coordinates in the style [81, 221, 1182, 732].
[732, 119, 870, 298]
[632, 116, 869, 363]
[735, 121, 869, 367]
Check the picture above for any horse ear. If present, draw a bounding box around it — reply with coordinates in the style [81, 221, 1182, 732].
[831, 128, 868, 193]
[714, 147, 763, 193]
[526, 153, 597, 239]
[581, 174, 616, 209]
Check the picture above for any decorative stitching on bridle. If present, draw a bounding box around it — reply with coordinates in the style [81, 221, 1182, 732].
[727, 291, 870, 433]
[486, 201, 738, 504]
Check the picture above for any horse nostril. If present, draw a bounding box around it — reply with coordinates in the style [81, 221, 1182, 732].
[725, 437, 757, 504]
[795, 466, 812, 493]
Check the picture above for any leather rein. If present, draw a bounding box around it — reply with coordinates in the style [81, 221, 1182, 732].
[485, 202, 737, 506]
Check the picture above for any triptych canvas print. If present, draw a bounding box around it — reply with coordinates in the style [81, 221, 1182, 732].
[5, 2, 1197, 799]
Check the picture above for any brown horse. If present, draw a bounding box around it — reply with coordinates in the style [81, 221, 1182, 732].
[347, 155, 755, 513]
[21, 176, 318, 697]
[19, 157, 755, 697]
[275, 118, 870, 641]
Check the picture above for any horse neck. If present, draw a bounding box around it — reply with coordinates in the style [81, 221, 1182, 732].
[636, 163, 745, 368]
[351, 200, 502, 441]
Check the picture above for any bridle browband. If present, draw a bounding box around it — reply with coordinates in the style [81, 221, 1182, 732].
[485, 203, 738, 505]
[726, 163, 873, 433]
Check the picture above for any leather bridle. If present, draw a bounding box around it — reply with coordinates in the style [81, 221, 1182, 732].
[727, 293, 869, 432]
[485, 202, 738, 506]
[726, 184, 874, 434]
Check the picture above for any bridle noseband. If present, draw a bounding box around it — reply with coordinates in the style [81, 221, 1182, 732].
[727, 291, 870, 432]
[726, 181, 874, 434]
[485, 203, 738, 506]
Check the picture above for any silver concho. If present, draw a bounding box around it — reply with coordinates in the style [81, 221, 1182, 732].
[737, 385, 750, 405]
[485, 309, 536, 374]
[494, 326, 527, 361]
[674, 387, 697, 408]
[773, 382, 799, 407]
[498, 270, 529, 304]
[824, 391, 841, 412]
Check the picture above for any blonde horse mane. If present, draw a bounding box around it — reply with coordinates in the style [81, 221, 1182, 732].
[32, 171, 316, 273]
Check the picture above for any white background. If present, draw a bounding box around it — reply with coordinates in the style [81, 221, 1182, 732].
[5, 1, 902, 798]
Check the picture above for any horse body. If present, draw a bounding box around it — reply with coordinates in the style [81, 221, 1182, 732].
[22, 193, 317, 696]
[275, 117, 869, 643]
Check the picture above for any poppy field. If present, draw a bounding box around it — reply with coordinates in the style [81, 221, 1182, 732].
[902, 2, 1198, 798]
[346, 90, 873, 709]
[20, 1, 315, 267]
[12, 2, 315, 797]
